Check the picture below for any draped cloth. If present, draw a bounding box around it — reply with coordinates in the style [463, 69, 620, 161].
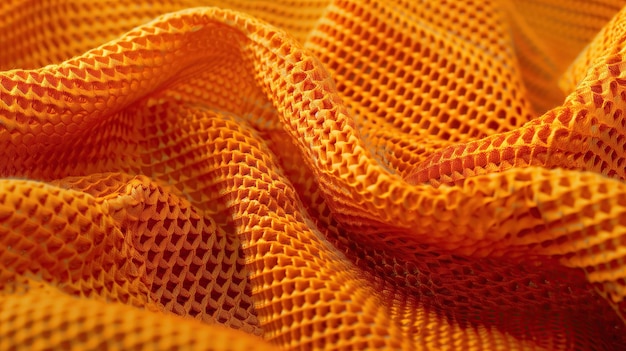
[2, 1, 626, 350]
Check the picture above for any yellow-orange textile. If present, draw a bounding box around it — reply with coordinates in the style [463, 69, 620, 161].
[2, 0, 626, 350]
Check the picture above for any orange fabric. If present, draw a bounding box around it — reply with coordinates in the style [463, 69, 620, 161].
[1, 1, 626, 350]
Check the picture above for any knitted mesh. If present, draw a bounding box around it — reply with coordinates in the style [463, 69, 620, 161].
[2, 1, 626, 350]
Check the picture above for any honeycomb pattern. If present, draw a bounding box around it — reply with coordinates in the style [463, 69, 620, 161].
[2, 1, 626, 350]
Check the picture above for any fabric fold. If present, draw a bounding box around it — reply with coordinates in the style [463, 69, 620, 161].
[2, 1, 626, 350]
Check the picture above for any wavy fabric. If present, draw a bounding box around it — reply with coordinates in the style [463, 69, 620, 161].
[2, 0, 626, 350]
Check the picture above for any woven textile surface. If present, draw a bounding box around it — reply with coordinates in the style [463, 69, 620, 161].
[2, 0, 626, 350]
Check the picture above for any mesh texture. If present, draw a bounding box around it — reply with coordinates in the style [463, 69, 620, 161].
[2, 0, 626, 350]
